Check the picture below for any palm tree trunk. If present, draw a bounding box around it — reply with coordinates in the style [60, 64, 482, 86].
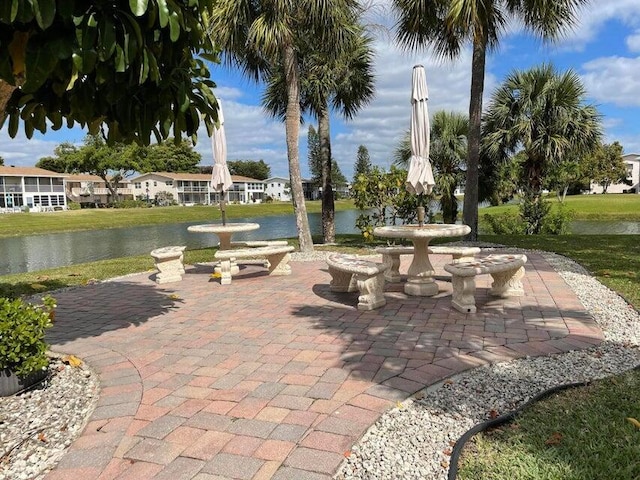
[283, 44, 314, 252]
[462, 36, 487, 241]
[318, 103, 335, 243]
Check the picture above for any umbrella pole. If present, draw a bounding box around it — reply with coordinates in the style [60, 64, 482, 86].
[417, 194, 425, 227]
[220, 195, 227, 226]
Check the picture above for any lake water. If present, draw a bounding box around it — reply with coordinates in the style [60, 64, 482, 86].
[0, 210, 363, 275]
[1, 210, 638, 275]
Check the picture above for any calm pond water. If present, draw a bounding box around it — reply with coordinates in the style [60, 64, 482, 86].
[0, 210, 363, 275]
[1, 210, 637, 275]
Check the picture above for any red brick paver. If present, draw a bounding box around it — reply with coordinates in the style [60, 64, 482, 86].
[44, 253, 602, 479]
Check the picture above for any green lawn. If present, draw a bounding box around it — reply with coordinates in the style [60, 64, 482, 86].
[458, 368, 640, 480]
[482, 193, 640, 220]
[0, 200, 355, 238]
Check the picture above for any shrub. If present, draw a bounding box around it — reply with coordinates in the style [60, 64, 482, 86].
[0, 296, 55, 377]
[67, 202, 81, 210]
[114, 199, 149, 209]
[483, 213, 525, 235]
[542, 203, 575, 234]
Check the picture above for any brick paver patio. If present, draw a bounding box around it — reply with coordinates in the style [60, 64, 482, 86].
[44, 252, 603, 479]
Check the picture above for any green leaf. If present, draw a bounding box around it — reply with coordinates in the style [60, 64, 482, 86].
[168, 11, 180, 42]
[23, 39, 58, 92]
[114, 45, 125, 72]
[157, 0, 169, 27]
[0, 1, 15, 23]
[139, 48, 149, 83]
[129, 0, 148, 17]
[32, 0, 56, 29]
[8, 111, 19, 137]
[24, 117, 35, 138]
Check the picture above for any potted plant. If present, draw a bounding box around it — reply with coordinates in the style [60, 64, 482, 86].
[0, 295, 55, 396]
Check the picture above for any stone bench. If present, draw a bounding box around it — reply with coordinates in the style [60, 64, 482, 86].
[325, 253, 388, 311]
[214, 245, 295, 285]
[375, 245, 480, 282]
[443, 254, 527, 313]
[151, 246, 186, 284]
[229, 240, 290, 266]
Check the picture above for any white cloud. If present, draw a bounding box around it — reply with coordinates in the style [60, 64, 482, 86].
[626, 30, 640, 52]
[0, 127, 85, 167]
[581, 56, 640, 107]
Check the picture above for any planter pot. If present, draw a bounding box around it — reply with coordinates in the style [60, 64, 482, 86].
[0, 368, 47, 397]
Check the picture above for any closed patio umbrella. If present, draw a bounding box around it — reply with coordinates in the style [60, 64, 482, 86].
[406, 65, 435, 199]
[210, 101, 233, 225]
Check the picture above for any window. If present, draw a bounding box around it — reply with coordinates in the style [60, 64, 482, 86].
[153, 181, 157, 187]
[166, 181, 173, 186]
[134, 182, 141, 189]
[24, 177, 38, 192]
[145, 181, 149, 187]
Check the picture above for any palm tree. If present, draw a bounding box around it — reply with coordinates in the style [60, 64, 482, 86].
[392, 0, 589, 240]
[262, 26, 375, 243]
[395, 110, 468, 224]
[482, 64, 601, 232]
[209, 1, 360, 252]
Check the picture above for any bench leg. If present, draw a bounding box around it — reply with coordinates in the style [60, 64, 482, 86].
[382, 253, 402, 283]
[450, 274, 476, 313]
[266, 252, 292, 276]
[328, 267, 358, 293]
[153, 256, 184, 284]
[490, 266, 525, 297]
[355, 272, 386, 311]
[219, 259, 232, 285]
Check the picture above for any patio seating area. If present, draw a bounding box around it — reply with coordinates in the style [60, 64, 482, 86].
[43, 251, 603, 480]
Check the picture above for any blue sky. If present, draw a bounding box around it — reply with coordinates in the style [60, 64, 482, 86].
[2, 0, 640, 180]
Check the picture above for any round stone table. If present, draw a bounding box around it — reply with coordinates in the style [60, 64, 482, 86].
[188, 223, 260, 274]
[373, 224, 471, 296]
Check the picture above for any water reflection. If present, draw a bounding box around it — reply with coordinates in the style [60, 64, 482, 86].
[0, 211, 637, 275]
[0, 210, 362, 275]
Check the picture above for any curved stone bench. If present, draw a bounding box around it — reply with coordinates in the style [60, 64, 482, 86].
[214, 245, 294, 285]
[444, 254, 527, 313]
[375, 245, 480, 282]
[151, 246, 186, 284]
[326, 253, 388, 311]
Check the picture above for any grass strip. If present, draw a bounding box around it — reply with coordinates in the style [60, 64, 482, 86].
[0, 200, 355, 238]
[457, 368, 640, 480]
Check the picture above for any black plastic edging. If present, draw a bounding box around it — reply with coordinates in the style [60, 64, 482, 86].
[448, 363, 640, 480]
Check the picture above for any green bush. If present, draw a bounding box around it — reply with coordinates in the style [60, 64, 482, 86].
[541, 203, 575, 234]
[66, 202, 81, 210]
[114, 199, 150, 209]
[0, 296, 55, 377]
[483, 213, 525, 235]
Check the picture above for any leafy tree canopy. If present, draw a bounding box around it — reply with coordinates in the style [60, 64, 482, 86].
[227, 160, 271, 180]
[353, 145, 372, 184]
[584, 141, 630, 193]
[0, 1, 219, 145]
[138, 139, 201, 173]
[0, 155, 4, 165]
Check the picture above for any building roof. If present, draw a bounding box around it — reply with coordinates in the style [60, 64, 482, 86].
[0, 166, 66, 177]
[131, 172, 264, 183]
[65, 173, 131, 183]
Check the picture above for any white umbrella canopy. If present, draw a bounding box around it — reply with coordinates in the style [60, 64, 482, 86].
[210, 101, 233, 224]
[406, 65, 435, 196]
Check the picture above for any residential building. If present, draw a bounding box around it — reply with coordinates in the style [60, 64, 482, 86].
[590, 153, 640, 194]
[0, 166, 67, 212]
[129, 172, 265, 205]
[264, 176, 291, 201]
[65, 174, 134, 207]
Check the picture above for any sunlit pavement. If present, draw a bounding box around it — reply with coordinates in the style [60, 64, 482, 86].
[44, 253, 602, 480]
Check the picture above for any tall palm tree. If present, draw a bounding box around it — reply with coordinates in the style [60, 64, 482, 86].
[395, 110, 468, 224]
[392, 0, 589, 240]
[209, 1, 359, 252]
[263, 26, 375, 243]
[483, 64, 601, 232]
